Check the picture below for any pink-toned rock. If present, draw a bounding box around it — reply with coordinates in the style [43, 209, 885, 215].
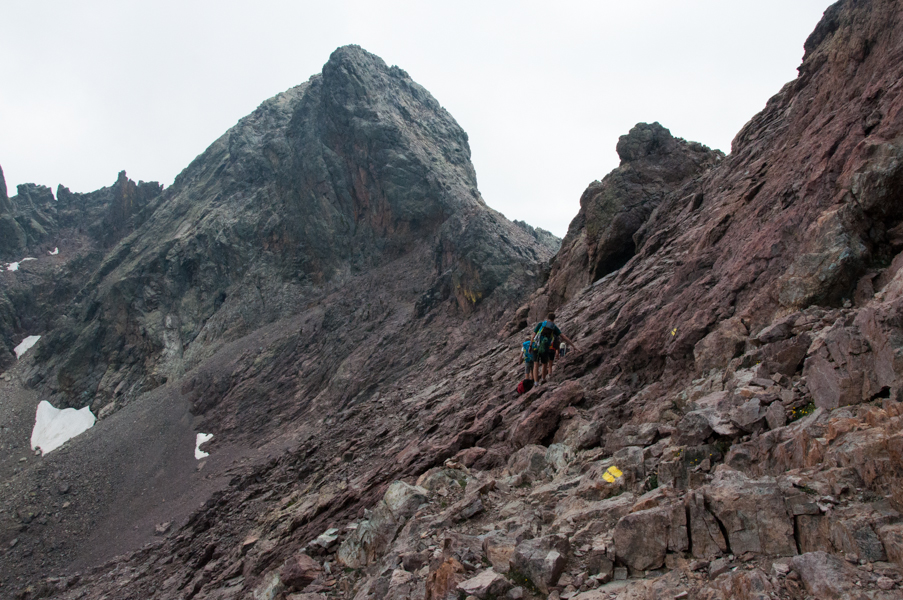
[878, 523, 903, 569]
[686, 490, 728, 559]
[510, 535, 569, 594]
[511, 381, 584, 448]
[755, 334, 811, 378]
[612, 501, 687, 571]
[705, 568, 775, 600]
[482, 531, 516, 574]
[695, 317, 748, 373]
[790, 551, 864, 599]
[702, 467, 796, 557]
[456, 568, 511, 599]
[425, 558, 465, 600]
[765, 401, 786, 430]
[280, 553, 323, 590]
[452, 446, 487, 467]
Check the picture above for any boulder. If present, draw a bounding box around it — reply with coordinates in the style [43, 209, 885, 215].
[879, 523, 903, 569]
[545, 443, 573, 474]
[280, 553, 323, 590]
[755, 334, 811, 378]
[673, 411, 713, 446]
[694, 317, 748, 373]
[425, 558, 465, 600]
[790, 551, 864, 599]
[604, 422, 660, 453]
[552, 415, 603, 451]
[686, 490, 728, 559]
[612, 501, 687, 571]
[482, 531, 517, 574]
[385, 568, 423, 600]
[456, 569, 511, 599]
[337, 481, 428, 568]
[510, 535, 569, 594]
[555, 493, 636, 534]
[511, 381, 584, 448]
[765, 402, 786, 430]
[803, 321, 894, 409]
[507, 445, 548, 482]
[253, 571, 284, 600]
[754, 320, 794, 344]
[729, 398, 766, 433]
[701, 468, 796, 557]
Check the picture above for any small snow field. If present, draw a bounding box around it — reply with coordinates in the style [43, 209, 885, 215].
[30, 400, 96, 455]
[49, 247, 59, 255]
[6, 257, 37, 271]
[14, 335, 41, 359]
[195, 433, 213, 459]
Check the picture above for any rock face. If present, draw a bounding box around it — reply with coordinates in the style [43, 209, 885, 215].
[6, 2, 903, 600]
[534, 122, 721, 314]
[0, 168, 163, 370]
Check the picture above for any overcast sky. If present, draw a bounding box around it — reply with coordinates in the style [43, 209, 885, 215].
[1, 0, 833, 238]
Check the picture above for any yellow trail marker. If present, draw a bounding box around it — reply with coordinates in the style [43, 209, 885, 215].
[671, 328, 677, 336]
[602, 465, 623, 483]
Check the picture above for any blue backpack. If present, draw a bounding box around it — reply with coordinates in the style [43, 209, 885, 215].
[522, 340, 536, 362]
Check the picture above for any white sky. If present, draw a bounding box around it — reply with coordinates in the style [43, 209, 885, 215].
[0, 1, 833, 238]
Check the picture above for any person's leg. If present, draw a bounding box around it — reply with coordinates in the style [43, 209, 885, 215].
[533, 360, 540, 382]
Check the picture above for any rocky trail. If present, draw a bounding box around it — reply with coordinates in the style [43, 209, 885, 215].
[3, 0, 903, 599]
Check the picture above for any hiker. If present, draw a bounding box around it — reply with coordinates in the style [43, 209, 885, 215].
[520, 339, 536, 381]
[532, 312, 580, 383]
[515, 339, 537, 394]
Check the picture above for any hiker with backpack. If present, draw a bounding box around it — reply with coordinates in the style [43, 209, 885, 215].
[516, 339, 537, 394]
[532, 312, 580, 384]
[520, 339, 536, 380]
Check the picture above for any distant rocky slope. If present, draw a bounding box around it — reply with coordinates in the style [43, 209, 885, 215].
[0, 171, 162, 370]
[3, 1, 903, 599]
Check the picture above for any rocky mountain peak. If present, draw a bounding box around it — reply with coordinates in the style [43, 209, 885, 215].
[14, 45, 554, 411]
[615, 121, 679, 163]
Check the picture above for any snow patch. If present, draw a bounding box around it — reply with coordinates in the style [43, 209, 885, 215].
[6, 257, 37, 271]
[49, 247, 59, 255]
[196, 433, 213, 459]
[14, 335, 41, 359]
[30, 400, 96, 455]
